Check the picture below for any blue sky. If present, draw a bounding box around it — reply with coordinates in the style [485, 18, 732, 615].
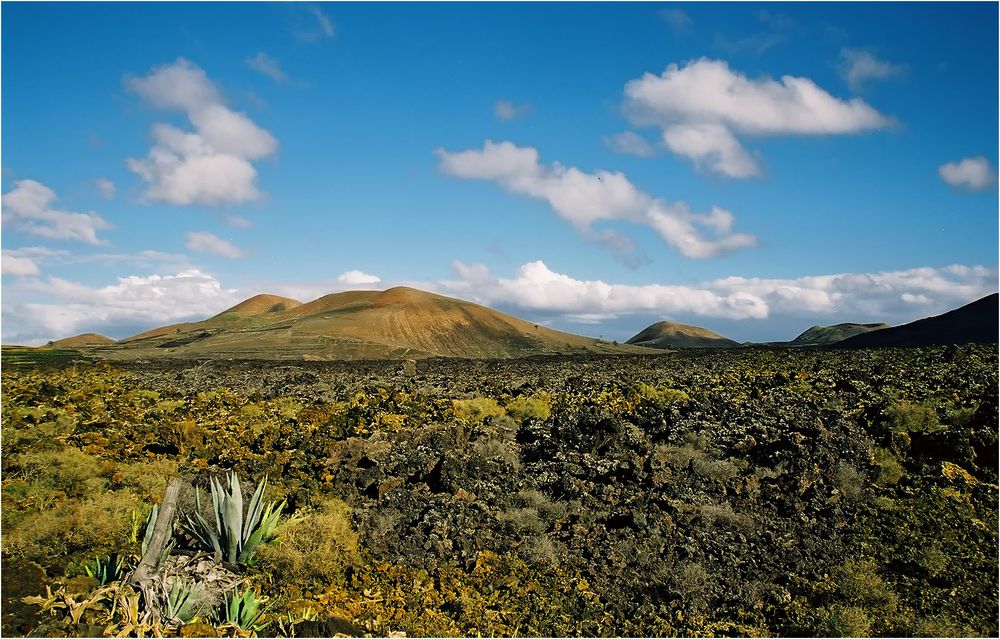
[2, 2, 997, 344]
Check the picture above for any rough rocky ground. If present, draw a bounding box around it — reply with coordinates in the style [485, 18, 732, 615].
[2, 345, 997, 636]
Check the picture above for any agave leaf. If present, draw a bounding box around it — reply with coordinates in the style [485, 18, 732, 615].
[141, 504, 158, 555]
[229, 473, 244, 556]
[243, 476, 268, 540]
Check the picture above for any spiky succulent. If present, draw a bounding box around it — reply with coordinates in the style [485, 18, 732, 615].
[85, 553, 125, 585]
[180, 472, 284, 565]
[164, 579, 203, 625]
[221, 586, 268, 632]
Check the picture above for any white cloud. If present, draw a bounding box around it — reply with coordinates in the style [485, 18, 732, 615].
[494, 100, 530, 121]
[337, 270, 381, 286]
[246, 52, 288, 83]
[2, 252, 40, 277]
[2, 269, 242, 344]
[125, 59, 278, 206]
[2, 179, 112, 244]
[938, 156, 997, 191]
[224, 215, 253, 228]
[623, 58, 892, 177]
[96, 178, 116, 199]
[662, 122, 761, 177]
[185, 231, 246, 259]
[441, 260, 997, 325]
[443, 260, 768, 320]
[436, 139, 756, 259]
[604, 131, 657, 158]
[840, 49, 905, 92]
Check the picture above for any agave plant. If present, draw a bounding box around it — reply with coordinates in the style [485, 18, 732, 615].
[221, 586, 268, 633]
[163, 579, 203, 625]
[84, 553, 125, 585]
[180, 472, 285, 565]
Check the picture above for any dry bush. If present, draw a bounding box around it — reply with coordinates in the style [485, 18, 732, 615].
[255, 498, 360, 589]
[453, 397, 505, 422]
[505, 393, 552, 422]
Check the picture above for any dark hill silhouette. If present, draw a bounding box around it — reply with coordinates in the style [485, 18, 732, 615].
[791, 323, 890, 345]
[836, 293, 998, 348]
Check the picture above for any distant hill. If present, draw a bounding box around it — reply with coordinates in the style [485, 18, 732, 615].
[836, 293, 998, 348]
[791, 323, 890, 345]
[627, 321, 738, 349]
[48, 333, 115, 348]
[96, 286, 654, 360]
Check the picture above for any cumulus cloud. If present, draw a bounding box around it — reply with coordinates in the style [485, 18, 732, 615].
[938, 156, 997, 191]
[662, 122, 760, 178]
[185, 231, 246, 259]
[246, 52, 288, 83]
[443, 260, 768, 320]
[2, 179, 112, 244]
[623, 58, 892, 177]
[96, 178, 116, 199]
[337, 270, 381, 286]
[494, 100, 531, 121]
[604, 131, 657, 158]
[125, 58, 278, 206]
[840, 49, 905, 92]
[440, 260, 997, 325]
[2, 269, 241, 344]
[436, 140, 756, 260]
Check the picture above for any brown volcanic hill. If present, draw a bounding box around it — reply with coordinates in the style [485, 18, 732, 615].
[626, 321, 738, 349]
[107, 286, 654, 360]
[836, 293, 998, 348]
[48, 333, 115, 348]
[211, 294, 302, 318]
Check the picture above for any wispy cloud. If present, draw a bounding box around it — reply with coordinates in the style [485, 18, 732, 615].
[604, 131, 657, 158]
[840, 48, 906, 92]
[185, 231, 246, 259]
[295, 5, 335, 43]
[125, 58, 278, 206]
[659, 9, 693, 35]
[436, 139, 756, 260]
[623, 58, 892, 177]
[224, 215, 253, 228]
[494, 99, 531, 121]
[2, 179, 112, 244]
[95, 178, 116, 199]
[246, 52, 288, 83]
